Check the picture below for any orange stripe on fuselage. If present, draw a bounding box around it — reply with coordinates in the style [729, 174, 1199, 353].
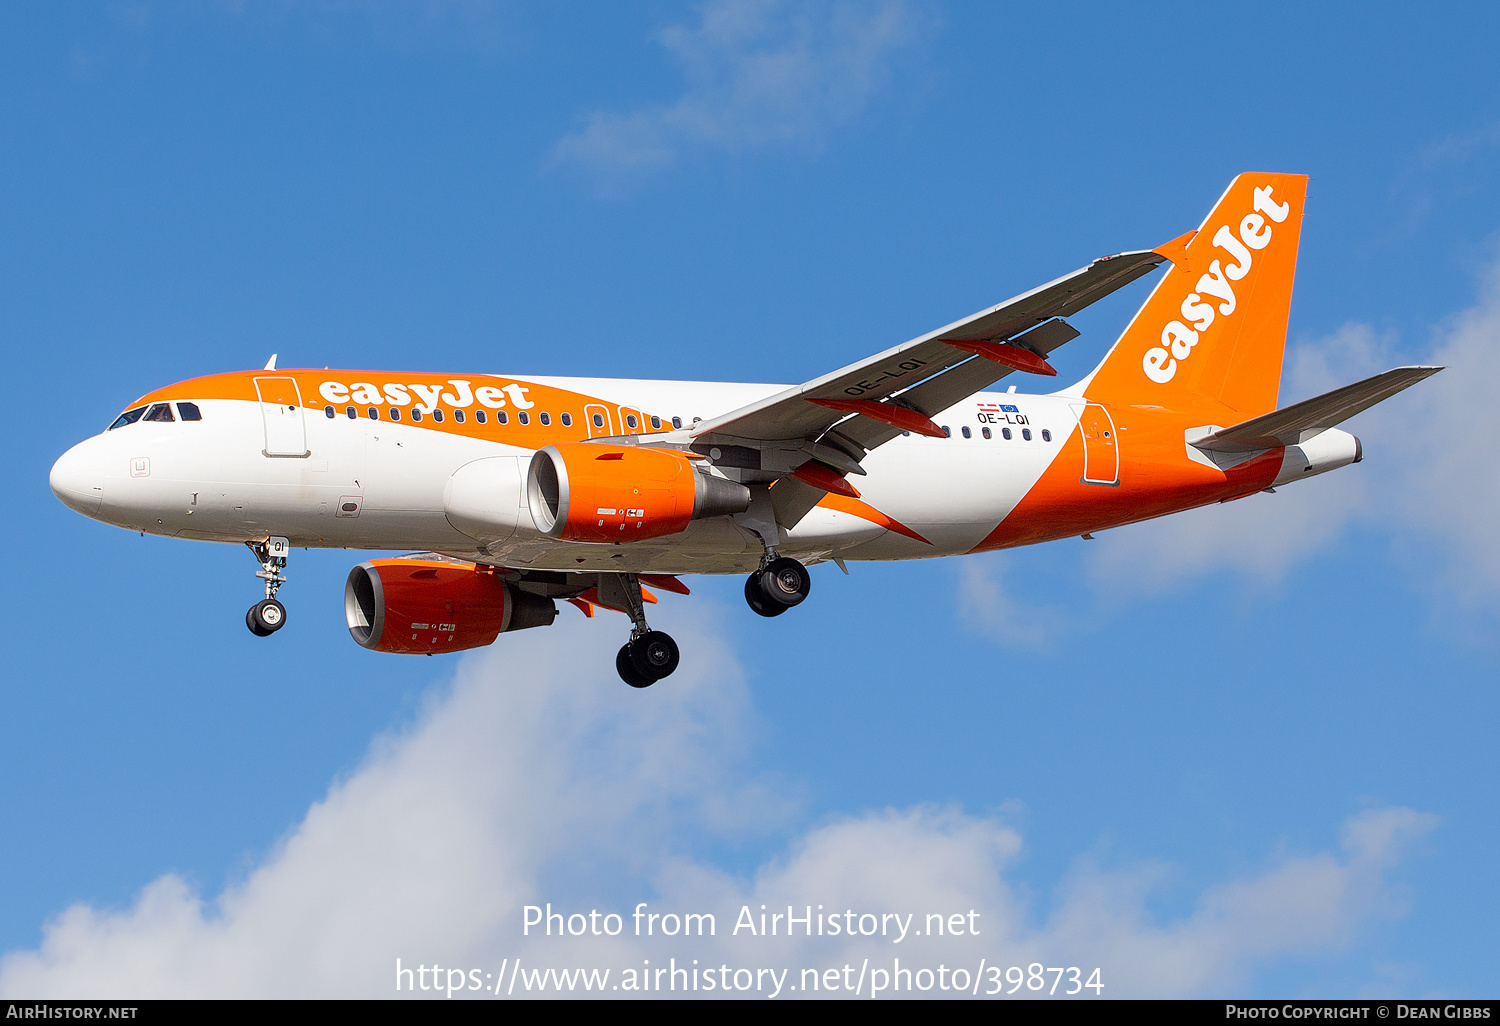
[815, 492, 932, 545]
[969, 401, 1283, 552]
[127, 369, 671, 448]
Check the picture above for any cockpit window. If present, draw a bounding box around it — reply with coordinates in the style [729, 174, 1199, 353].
[109, 407, 147, 430]
[176, 402, 202, 421]
[143, 403, 176, 423]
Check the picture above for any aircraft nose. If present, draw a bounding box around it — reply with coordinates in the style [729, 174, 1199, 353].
[50, 440, 105, 515]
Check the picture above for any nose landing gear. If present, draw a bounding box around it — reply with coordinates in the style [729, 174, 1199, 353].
[245, 537, 290, 637]
[599, 572, 680, 688]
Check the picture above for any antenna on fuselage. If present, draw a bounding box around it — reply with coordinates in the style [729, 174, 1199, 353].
[263, 354, 278, 371]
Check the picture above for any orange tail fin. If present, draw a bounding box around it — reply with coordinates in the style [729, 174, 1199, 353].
[1083, 173, 1308, 418]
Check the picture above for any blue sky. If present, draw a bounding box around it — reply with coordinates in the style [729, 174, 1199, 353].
[2, 1, 1498, 998]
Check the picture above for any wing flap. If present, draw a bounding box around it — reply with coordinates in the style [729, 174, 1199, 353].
[831, 319, 1080, 451]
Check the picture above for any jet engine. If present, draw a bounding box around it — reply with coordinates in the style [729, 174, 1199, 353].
[526, 444, 750, 543]
[344, 558, 557, 655]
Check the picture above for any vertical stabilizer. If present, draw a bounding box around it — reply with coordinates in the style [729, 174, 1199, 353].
[1083, 173, 1308, 417]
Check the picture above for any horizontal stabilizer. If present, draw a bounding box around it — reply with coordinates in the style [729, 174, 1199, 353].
[1191, 366, 1442, 453]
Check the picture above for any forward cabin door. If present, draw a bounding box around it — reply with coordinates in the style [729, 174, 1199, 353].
[255, 377, 310, 457]
[1072, 402, 1119, 485]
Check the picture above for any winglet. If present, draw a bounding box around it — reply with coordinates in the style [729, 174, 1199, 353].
[1152, 230, 1197, 266]
[263, 354, 278, 371]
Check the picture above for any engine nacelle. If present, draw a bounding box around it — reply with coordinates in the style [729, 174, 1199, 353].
[344, 559, 557, 655]
[1270, 428, 1362, 487]
[526, 443, 750, 543]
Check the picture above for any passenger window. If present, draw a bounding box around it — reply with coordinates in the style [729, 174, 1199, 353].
[498, 411, 509, 424]
[540, 412, 551, 426]
[1041, 429, 1051, 442]
[961, 426, 972, 438]
[324, 406, 335, 418]
[176, 402, 202, 421]
[453, 409, 465, 424]
[109, 407, 147, 430]
[475, 410, 486, 424]
[346, 406, 356, 419]
[672, 417, 682, 429]
[561, 412, 572, 427]
[432, 410, 444, 423]
[941, 426, 950, 437]
[519, 412, 530, 425]
[626, 414, 638, 429]
[1022, 428, 1032, 441]
[144, 403, 175, 423]
[592, 413, 604, 428]
[650, 415, 661, 430]
[368, 407, 379, 420]
[982, 426, 992, 439]
[901, 430, 910, 436]
[411, 409, 423, 422]
[390, 408, 401, 421]
[1002, 428, 1012, 440]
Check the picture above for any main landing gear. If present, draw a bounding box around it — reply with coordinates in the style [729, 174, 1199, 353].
[245, 537, 290, 637]
[744, 555, 811, 618]
[600, 572, 680, 688]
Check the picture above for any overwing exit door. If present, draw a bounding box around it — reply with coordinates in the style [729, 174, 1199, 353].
[255, 377, 310, 457]
[584, 404, 613, 438]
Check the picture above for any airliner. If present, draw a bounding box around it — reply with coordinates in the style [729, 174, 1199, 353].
[49, 174, 1439, 686]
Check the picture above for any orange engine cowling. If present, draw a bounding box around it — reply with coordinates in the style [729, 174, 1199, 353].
[344, 559, 557, 655]
[526, 444, 750, 543]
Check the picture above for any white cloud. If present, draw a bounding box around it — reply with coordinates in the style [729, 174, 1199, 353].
[1375, 261, 1500, 601]
[954, 554, 1066, 649]
[0, 611, 1435, 998]
[550, 0, 915, 176]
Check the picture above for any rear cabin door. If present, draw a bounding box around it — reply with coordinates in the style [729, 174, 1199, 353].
[1072, 403, 1119, 485]
[255, 377, 310, 457]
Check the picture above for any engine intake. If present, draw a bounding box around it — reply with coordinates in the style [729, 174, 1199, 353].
[526, 444, 750, 543]
[344, 559, 557, 655]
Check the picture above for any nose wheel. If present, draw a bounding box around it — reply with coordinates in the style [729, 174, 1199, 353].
[245, 537, 290, 637]
[247, 598, 287, 636]
[745, 556, 810, 617]
[599, 572, 680, 688]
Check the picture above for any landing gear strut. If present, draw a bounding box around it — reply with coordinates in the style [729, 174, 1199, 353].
[599, 572, 680, 688]
[245, 537, 290, 637]
[745, 555, 811, 617]
[733, 485, 811, 618]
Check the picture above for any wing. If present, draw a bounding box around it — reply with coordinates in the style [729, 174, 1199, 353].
[1191, 366, 1443, 454]
[689, 242, 1180, 471]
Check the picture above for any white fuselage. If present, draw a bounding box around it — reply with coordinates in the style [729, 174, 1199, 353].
[52, 376, 1079, 575]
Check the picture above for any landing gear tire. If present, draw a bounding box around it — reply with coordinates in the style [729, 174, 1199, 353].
[247, 606, 272, 637]
[744, 572, 786, 617]
[747, 557, 810, 615]
[247, 598, 287, 636]
[616, 645, 657, 688]
[630, 630, 680, 680]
